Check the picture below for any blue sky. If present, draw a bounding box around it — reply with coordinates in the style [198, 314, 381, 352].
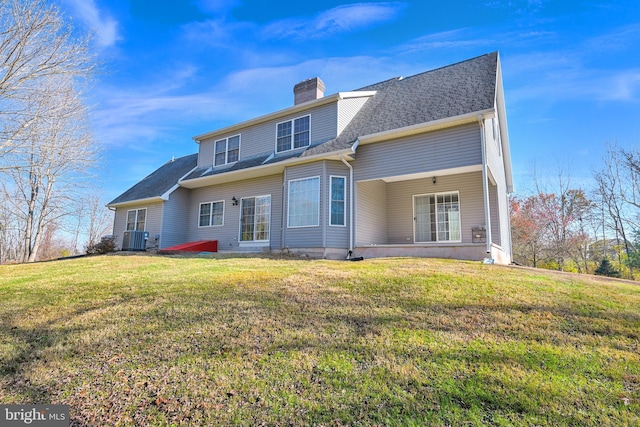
[57, 0, 640, 202]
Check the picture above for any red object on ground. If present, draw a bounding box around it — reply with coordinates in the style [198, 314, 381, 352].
[159, 240, 218, 253]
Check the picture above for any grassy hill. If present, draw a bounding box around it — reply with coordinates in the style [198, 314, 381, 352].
[0, 255, 638, 426]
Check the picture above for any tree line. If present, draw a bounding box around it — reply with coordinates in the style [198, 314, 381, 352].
[0, 0, 110, 263]
[511, 144, 640, 279]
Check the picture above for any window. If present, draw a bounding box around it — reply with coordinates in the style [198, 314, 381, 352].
[288, 177, 320, 228]
[414, 192, 461, 242]
[214, 135, 240, 166]
[330, 176, 346, 226]
[199, 201, 224, 227]
[126, 208, 146, 231]
[277, 115, 310, 152]
[240, 195, 271, 242]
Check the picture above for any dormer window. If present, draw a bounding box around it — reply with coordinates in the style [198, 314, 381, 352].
[214, 135, 240, 166]
[276, 115, 310, 153]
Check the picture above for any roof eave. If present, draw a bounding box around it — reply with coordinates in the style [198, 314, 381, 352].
[106, 195, 166, 209]
[495, 54, 514, 193]
[179, 147, 355, 189]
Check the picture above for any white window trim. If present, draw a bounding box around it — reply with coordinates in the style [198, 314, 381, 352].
[287, 176, 320, 228]
[214, 134, 241, 167]
[238, 194, 271, 243]
[329, 175, 346, 227]
[125, 208, 146, 231]
[275, 114, 311, 153]
[198, 200, 225, 228]
[412, 191, 462, 243]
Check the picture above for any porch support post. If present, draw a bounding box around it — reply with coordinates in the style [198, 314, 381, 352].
[478, 115, 492, 254]
[339, 153, 354, 254]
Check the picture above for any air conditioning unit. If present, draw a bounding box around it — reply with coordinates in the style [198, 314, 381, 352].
[122, 230, 149, 251]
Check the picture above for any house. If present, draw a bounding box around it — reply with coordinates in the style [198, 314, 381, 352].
[107, 52, 513, 264]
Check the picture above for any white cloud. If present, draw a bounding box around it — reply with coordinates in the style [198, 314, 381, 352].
[395, 29, 492, 55]
[181, 19, 254, 48]
[585, 23, 640, 53]
[262, 2, 407, 40]
[64, 0, 119, 47]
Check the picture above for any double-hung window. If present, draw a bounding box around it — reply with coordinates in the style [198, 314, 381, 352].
[214, 135, 240, 166]
[199, 201, 224, 227]
[288, 177, 320, 228]
[126, 208, 146, 231]
[240, 195, 271, 242]
[330, 176, 346, 226]
[414, 192, 461, 242]
[277, 115, 310, 152]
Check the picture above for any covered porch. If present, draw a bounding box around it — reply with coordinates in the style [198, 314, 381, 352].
[352, 168, 506, 263]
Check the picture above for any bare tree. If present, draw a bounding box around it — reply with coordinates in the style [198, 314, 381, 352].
[4, 75, 96, 262]
[66, 194, 113, 253]
[593, 143, 640, 276]
[0, 0, 93, 161]
[85, 196, 114, 249]
[0, 0, 97, 262]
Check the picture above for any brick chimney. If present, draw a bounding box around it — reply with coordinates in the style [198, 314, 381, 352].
[293, 77, 325, 105]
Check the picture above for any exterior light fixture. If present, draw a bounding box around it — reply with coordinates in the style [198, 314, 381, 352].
[232, 196, 238, 206]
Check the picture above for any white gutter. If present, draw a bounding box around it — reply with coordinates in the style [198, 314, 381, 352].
[339, 153, 354, 253]
[180, 147, 355, 189]
[106, 195, 164, 209]
[478, 115, 492, 254]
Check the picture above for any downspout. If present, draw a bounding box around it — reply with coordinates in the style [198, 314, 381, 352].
[478, 115, 492, 254]
[339, 153, 354, 255]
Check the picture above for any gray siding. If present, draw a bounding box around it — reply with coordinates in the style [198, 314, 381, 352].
[385, 172, 485, 244]
[283, 163, 325, 248]
[353, 123, 482, 181]
[355, 172, 486, 246]
[187, 174, 283, 250]
[197, 138, 214, 168]
[337, 96, 371, 135]
[112, 202, 163, 250]
[325, 161, 351, 249]
[489, 182, 501, 246]
[198, 102, 339, 168]
[356, 180, 388, 245]
[160, 187, 191, 249]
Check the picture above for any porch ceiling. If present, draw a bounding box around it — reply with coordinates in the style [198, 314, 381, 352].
[368, 164, 482, 183]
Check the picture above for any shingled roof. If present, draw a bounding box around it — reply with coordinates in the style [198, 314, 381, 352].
[108, 154, 198, 206]
[304, 51, 498, 156]
[111, 52, 500, 200]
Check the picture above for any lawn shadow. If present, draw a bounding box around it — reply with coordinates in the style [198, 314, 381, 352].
[0, 296, 139, 427]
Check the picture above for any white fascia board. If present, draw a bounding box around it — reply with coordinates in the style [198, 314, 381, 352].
[179, 148, 355, 189]
[106, 196, 165, 209]
[356, 109, 495, 146]
[495, 55, 514, 193]
[338, 91, 377, 99]
[192, 91, 376, 143]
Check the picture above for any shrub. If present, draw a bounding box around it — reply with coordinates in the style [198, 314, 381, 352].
[86, 236, 117, 255]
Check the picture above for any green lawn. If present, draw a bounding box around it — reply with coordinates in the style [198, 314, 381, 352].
[0, 255, 638, 426]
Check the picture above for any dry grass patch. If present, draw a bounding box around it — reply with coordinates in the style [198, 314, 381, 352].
[0, 255, 638, 426]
